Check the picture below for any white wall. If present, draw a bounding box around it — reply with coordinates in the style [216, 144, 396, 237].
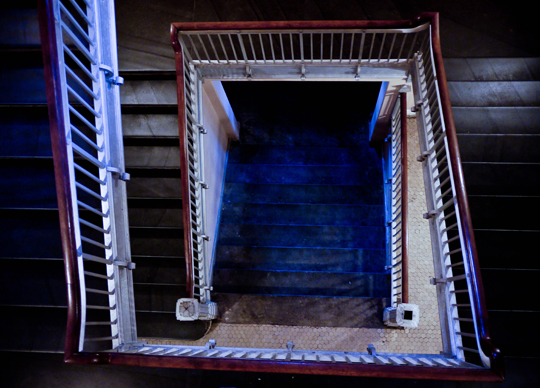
[201, 81, 239, 283]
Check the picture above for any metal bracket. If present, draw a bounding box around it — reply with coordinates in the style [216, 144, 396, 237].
[200, 181, 208, 189]
[206, 339, 216, 349]
[287, 341, 294, 352]
[411, 101, 424, 113]
[355, 64, 361, 80]
[202, 235, 210, 241]
[300, 64, 306, 81]
[99, 64, 124, 86]
[196, 124, 207, 134]
[246, 65, 252, 80]
[423, 210, 439, 220]
[430, 277, 445, 285]
[416, 151, 430, 162]
[114, 260, 136, 270]
[367, 344, 377, 356]
[107, 166, 130, 181]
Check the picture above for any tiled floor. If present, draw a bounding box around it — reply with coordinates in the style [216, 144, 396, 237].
[142, 118, 444, 355]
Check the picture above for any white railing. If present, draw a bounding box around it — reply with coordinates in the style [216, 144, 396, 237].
[180, 49, 211, 303]
[387, 95, 407, 306]
[42, 0, 136, 352]
[411, 31, 489, 367]
[176, 23, 429, 80]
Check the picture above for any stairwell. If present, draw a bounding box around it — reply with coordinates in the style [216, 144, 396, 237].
[211, 81, 390, 328]
[1, 1, 540, 386]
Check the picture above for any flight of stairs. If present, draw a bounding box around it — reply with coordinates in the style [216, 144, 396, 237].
[212, 81, 390, 327]
[445, 57, 540, 360]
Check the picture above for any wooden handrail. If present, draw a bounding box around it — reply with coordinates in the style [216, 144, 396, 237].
[38, 0, 82, 360]
[400, 92, 409, 304]
[418, 12, 504, 380]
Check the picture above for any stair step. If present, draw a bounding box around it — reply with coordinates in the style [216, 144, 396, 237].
[0, 8, 40, 47]
[482, 269, 536, 311]
[218, 224, 385, 249]
[220, 203, 384, 227]
[129, 226, 184, 257]
[453, 107, 540, 135]
[128, 199, 183, 227]
[127, 175, 182, 199]
[458, 134, 540, 163]
[444, 58, 540, 81]
[0, 55, 46, 104]
[215, 246, 385, 273]
[120, 79, 178, 105]
[0, 306, 66, 352]
[448, 81, 540, 107]
[122, 113, 179, 137]
[0, 159, 57, 208]
[1, 106, 51, 157]
[228, 144, 380, 166]
[468, 196, 538, 230]
[0, 209, 62, 258]
[134, 283, 187, 312]
[124, 144, 180, 168]
[213, 293, 389, 328]
[212, 268, 390, 297]
[475, 230, 540, 270]
[488, 311, 540, 358]
[225, 164, 381, 185]
[133, 255, 185, 284]
[462, 163, 540, 195]
[0, 258, 66, 307]
[223, 182, 383, 205]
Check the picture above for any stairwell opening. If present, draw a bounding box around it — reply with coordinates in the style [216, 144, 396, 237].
[209, 80, 390, 329]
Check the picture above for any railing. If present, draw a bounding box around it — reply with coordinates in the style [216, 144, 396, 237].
[410, 13, 502, 375]
[173, 20, 430, 80]
[387, 93, 409, 306]
[39, 6, 502, 378]
[39, 0, 136, 357]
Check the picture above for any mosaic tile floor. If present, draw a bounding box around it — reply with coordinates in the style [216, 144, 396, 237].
[141, 118, 444, 355]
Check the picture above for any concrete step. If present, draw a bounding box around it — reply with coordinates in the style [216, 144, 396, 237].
[0, 8, 40, 47]
[121, 110, 179, 137]
[124, 141, 180, 168]
[215, 246, 385, 273]
[136, 311, 209, 340]
[448, 81, 540, 107]
[120, 80, 177, 105]
[213, 293, 389, 328]
[213, 268, 390, 298]
[223, 182, 383, 205]
[218, 224, 385, 249]
[453, 107, 540, 135]
[444, 58, 540, 81]
[220, 203, 384, 227]
[225, 164, 382, 185]
[126, 168, 182, 199]
[134, 283, 187, 312]
[133, 255, 185, 285]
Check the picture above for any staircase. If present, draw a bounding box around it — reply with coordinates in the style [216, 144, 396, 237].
[446, 58, 540, 362]
[212, 81, 390, 327]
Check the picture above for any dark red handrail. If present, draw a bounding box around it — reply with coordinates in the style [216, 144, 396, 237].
[417, 12, 504, 380]
[38, 0, 82, 361]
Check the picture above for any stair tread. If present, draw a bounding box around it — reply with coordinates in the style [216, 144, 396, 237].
[213, 293, 389, 328]
[448, 81, 540, 107]
[444, 58, 540, 81]
[215, 245, 385, 272]
[220, 203, 384, 227]
[218, 224, 385, 249]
